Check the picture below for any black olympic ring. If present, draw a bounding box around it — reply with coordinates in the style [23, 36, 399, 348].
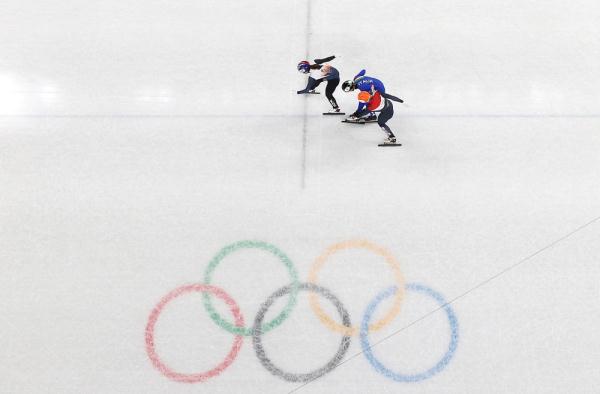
[252, 282, 352, 382]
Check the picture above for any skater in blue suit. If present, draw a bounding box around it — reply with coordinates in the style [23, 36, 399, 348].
[342, 70, 404, 144]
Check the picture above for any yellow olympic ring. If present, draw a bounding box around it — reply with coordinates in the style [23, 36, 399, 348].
[308, 239, 405, 336]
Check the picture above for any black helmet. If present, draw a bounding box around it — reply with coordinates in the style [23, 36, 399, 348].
[342, 80, 355, 92]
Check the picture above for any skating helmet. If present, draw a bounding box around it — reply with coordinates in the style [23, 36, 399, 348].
[297, 61, 310, 73]
[342, 80, 355, 92]
[358, 91, 371, 103]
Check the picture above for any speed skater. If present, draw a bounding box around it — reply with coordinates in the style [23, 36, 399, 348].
[297, 55, 341, 113]
[342, 69, 404, 143]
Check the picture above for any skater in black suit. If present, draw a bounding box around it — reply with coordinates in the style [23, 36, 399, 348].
[297, 56, 341, 113]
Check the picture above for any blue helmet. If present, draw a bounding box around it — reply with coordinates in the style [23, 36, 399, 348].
[297, 60, 310, 73]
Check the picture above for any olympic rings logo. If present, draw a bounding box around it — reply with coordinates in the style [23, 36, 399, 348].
[145, 239, 459, 384]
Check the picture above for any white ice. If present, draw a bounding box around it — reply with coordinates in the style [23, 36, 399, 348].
[1, 0, 600, 393]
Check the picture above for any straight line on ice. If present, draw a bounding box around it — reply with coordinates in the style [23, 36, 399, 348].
[288, 214, 600, 393]
[2, 113, 600, 119]
[300, 0, 312, 190]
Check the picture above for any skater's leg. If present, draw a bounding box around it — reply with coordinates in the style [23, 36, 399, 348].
[306, 77, 323, 90]
[309, 77, 323, 91]
[380, 124, 396, 139]
[377, 100, 396, 142]
[325, 79, 340, 109]
[297, 77, 323, 94]
[377, 99, 394, 125]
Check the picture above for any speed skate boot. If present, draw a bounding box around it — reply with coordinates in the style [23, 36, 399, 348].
[364, 112, 377, 122]
[297, 88, 319, 94]
[384, 135, 397, 144]
[344, 114, 360, 122]
[382, 128, 397, 144]
[353, 112, 377, 123]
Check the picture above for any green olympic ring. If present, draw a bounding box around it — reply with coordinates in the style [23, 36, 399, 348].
[202, 240, 300, 336]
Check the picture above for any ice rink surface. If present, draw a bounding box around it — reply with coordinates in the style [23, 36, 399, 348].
[1, 1, 600, 393]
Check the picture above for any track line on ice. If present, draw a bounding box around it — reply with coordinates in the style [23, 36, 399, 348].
[300, 0, 312, 190]
[288, 214, 600, 393]
[2, 113, 600, 119]
[301, 98, 308, 189]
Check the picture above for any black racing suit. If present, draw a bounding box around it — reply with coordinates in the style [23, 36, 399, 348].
[301, 56, 340, 109]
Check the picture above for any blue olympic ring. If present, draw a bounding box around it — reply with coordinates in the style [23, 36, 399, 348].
[360, 283, 459, 382]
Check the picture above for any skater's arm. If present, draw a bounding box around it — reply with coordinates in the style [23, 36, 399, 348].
[381, 92, 404, 103]
[314, 55, 335, 64]
[354, 101, 367, 115]
[354, 69, 366, 80]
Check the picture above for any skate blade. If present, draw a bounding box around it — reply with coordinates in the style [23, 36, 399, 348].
[378, 143, 402, 147]
[323, 112, 346, 115]
[341, 119, 377, 124]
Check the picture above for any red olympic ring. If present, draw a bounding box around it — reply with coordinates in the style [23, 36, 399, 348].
[145, 284, 244, 383]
